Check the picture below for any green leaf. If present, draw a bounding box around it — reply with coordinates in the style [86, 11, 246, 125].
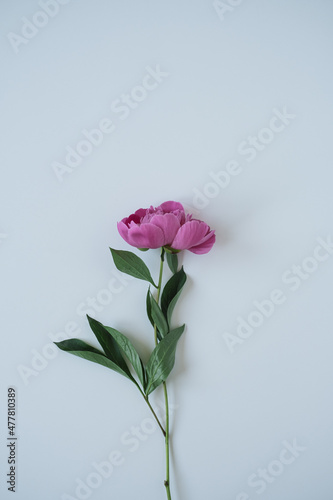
[146, 288, 162, 341]
[54, 339, 134, 381]
[87, 315, 131, 378]
[87, 316, 146, 389]
[103, 325, 146, 390]
[145, 325, 185, 395]
[110, 248, 157, 288]
[149, 291, 169, 338]
[166, 252, 178, 274]
[161, 267, 187, 326]
[146, 287, 154, 327]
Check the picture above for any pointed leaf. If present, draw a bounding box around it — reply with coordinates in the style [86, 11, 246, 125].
[161, 267, 187, 326]
[87, 315, 132, 378]
[87, 316, 146, 389]
[146, 287, 154, 327]
[166, 252, 178, 274]
[145, 325, 185, 395]
[54, 339, 134, 381]
[146, 287, 163, 341]
[103, 325, 147, 390]
[149, 291, 169, 338]
[110, 248, 157, 287]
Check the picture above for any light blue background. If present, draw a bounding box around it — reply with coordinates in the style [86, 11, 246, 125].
[1, 1, 333, 499]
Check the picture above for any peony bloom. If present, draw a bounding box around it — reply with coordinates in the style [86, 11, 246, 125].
[117, 201, 215, 254]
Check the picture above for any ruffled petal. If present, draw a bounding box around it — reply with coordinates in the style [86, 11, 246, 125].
[134, 208, 148, 220]
[158, 201, 184, 213]
[171, 220, 209, 250]
[126, 223, 165, 249]
[188, 232, 216, 254]
[117, 220, 130, 243]
[150, 214, 180, 246]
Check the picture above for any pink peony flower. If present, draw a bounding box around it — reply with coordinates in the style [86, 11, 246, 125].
[117, 201, 215, 254]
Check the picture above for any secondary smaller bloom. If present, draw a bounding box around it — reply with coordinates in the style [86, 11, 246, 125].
[117, 201, 215, 254]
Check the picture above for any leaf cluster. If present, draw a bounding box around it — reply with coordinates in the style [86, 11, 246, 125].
[55, 249, 187, 396]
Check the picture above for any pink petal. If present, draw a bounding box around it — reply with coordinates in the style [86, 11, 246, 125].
[121, 212, 142, 226]
[188, 232, 216, 254]
[134, 208, 148, 219]
[171, 220, 209, 250]
[158, 201, 184, 213]
[127, 223, 165, 249]
[150, 214, 180, 246]
[117, 221, 130, 243]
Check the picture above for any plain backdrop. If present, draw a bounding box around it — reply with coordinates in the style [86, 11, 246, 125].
[1, 1, 333, 499]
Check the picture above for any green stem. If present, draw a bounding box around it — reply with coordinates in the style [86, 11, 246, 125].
[138, 248, 168, 439]
[154, 248, 172, 500]
[141, 390, 166, 437]
[163, 381, 171, 500]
